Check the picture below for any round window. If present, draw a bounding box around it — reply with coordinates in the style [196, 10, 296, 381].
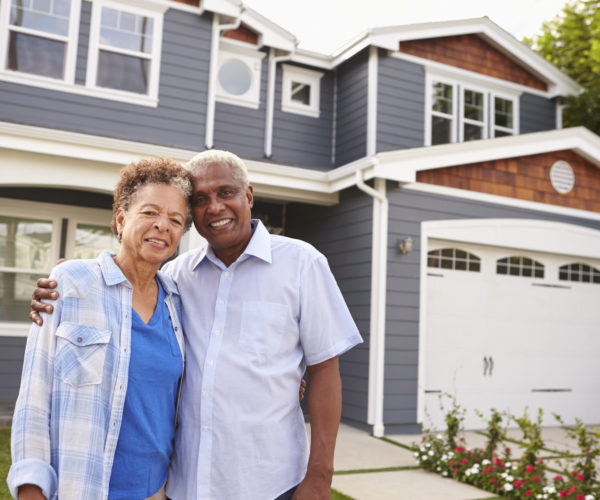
[549, 160, 575, 194]
[218, 59, 252, 96]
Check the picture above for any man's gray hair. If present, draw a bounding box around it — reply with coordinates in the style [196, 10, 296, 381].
[185, 149, 249, 188]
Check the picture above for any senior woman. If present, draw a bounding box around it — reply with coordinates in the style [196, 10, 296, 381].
[8, 157, 192, 500]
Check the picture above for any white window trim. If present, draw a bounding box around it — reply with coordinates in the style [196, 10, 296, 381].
[281, 63, 323, 118]
[86, 0, 165, 104]
[425, 73, 457, 146]
[0, 0, 82, 84]
[491, 91, 520, 137]
[459, 83, 488, 142]
[0, 197, 115, 332]
[216, 38, 265, 110]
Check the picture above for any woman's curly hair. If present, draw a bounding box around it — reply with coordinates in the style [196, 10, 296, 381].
[110, 157, 193, 236]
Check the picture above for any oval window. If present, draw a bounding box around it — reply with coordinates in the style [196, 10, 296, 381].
[218, 59, 252, 96]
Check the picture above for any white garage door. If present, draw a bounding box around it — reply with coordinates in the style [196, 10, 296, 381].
[423, 238, 600, 430]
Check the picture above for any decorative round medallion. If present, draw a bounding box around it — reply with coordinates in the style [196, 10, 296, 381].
[549, 160, 575, 194]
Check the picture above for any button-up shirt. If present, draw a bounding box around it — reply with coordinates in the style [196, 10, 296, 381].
[8, 251, 185, 500]
[164, 220, 362, 500]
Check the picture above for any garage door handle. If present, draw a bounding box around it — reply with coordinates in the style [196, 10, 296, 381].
[483, 356, 489, 376]
[489, 356, 494, 376]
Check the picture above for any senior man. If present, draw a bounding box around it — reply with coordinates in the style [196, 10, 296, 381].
[31, 150, 362, 500]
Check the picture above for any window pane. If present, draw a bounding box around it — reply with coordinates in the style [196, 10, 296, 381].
[10, 0, 70, 36]
[469, 261, 480, 272]
[218, 59, 252, 96]
[455, 259, 466, 271]
[7, 32, 65, 78]
[432, 116, 452, 145]
[100, 7, 154, 54]
[0, 272, 40, 322]
[97, 50, 149, 94]
[432, 82, 453, 114]
[74, 223, 119, 259]
[494, 129, 511, 137]
[494, 97, 513, 128]
[291, 82, 310, 105]
[0, 215, 53, 270]
[464, 123, 483, 141]
[464, 90, 484, 121]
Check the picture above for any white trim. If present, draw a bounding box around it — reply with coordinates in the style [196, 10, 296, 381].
[367, 46, 378, 156]
[85, 0, 164, 101]
[491, 91, 519, 137]
[265, 50, 293, 156]
[281, 64, 323, 118]
[556, 101, 565, 130]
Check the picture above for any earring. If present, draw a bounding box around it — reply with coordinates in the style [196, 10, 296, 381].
[117, 233, 122, 243]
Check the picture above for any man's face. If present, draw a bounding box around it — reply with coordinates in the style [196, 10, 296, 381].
[190, 162, 254, 266]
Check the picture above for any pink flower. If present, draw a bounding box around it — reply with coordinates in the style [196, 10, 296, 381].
[514, 479, 523, 488]
[577, 473, 585, 481]
[532, 476, 542, 483]
[576, 494, 586, 500]
[452, 468, 458, 474]
[491, 477, 497, 483]
[538, 458, 544, 464]
[554, 475, 564, 482]
[525, 464, 536, 473]
[569, 485, 576, 494]
[449, 460, 454, 466]
[525, 491, 532, 497]
[455, 446, 465, 453]
[460, 458, 468, 464]
[559, 491, 568, 498]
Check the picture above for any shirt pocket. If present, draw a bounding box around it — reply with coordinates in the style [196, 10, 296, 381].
[54, 322, 112, 387]
[239, 301, 289, 356]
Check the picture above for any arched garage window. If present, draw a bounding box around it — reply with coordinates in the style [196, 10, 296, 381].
[427, 248, 481, 272]
[496, 256, 544, 278]
[559, 263, 600, 284]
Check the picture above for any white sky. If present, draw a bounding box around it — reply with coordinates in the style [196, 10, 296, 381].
[241, 0, 569, 53]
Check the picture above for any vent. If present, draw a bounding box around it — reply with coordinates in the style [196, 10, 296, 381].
[550, 160, 575, 193]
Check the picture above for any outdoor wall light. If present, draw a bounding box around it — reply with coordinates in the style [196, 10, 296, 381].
[399, 236, 414, 255]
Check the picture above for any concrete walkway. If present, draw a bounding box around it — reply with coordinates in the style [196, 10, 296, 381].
[331, 423, 589, 500]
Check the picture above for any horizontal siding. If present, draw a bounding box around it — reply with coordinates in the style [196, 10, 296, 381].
[520, 92, 556, 134]
[0, 337, 26, 402]
[335, 49, 369, 166]
[384, 184, 600, 427]
[377, 52, 426, 152]
[286, 187, 373, 424]
[0, 8, 211, 150]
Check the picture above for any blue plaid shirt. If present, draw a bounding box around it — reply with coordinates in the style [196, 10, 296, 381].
[7, 251, 185, 500]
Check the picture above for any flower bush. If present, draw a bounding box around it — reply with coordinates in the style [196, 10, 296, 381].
[414, 402, 600, 500]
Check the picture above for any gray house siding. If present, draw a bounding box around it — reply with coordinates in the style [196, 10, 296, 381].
[335, 49, 369, 166]
[270, 65, 335, 169]
[286, 188, 373, 424]
[376, 52, 425, 153]
[520, 93, 556, 134]
[0, 337, 26, 411]
[384, 185, 600, 433]
[0, 8, 211, 150]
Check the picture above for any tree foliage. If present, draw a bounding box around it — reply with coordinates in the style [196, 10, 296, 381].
[524, 0, 600, 135]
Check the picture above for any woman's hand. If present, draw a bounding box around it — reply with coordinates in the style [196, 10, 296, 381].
[18, 484, 46, 500]
[299, 378, 307, 401]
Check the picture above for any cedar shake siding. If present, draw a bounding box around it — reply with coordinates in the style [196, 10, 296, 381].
[223, 24, 260, 45]
[416, 151, 600, 212]
[399, 35, 547, 91]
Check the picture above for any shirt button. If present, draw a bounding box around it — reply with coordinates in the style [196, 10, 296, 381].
[219, 300, 224, 305]
[215, 330, 221, 336]
[77, 337, 82, 343]
[174, 326, 178, 332]
[203, 426, 209, 431]
[224, 271, 229, 277]
[204, 393, 211, 399]
[208, 360, 213, 366]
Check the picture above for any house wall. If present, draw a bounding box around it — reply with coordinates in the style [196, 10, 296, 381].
[0, 6, 211, 150]
[520, 93, 556, 133]
[376, 52, 426, 152]
[0, 337, 27, 410]
[416, 150, 600, 212]
[270, 64, 335, 169]
[384, 186, 600, 432]
[335, 49, 369, 166]
[286, 188, 373, 424]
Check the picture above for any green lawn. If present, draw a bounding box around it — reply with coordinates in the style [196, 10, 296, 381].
[0, 428, 10, 500]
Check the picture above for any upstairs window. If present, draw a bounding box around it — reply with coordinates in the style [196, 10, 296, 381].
[496, 256, 544, 278]
[86, 0, 163, 100]
[281, 64, 323, 118]
[431, 82, 456, 145]
[0, 0, 80, 81]
[559, 263, 600, 284]
[462, 88, 486, 141]
[493, 95, 515, 137]
[427, 248, 481, 272]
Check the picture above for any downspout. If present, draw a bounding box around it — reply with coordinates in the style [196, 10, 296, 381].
[205, 11, 243, 149]
[265, 48, 293, 158]
[355, 169, 387, 438]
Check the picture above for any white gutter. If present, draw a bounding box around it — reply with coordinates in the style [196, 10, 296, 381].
[205, 11, 243, 149]
[355, 169, 388, 438]
[367, 46, 378, 156]
[265, 48, 293, 158]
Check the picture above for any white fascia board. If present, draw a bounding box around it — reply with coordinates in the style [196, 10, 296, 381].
[239, 5, 297, 51]
[290, 49, 333, 70]
[202, 0, 241, 17]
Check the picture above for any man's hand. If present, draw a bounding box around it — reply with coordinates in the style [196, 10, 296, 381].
[18, 484, 46, 500]
[30, 278, 58, 326]
[299, 378, 306, 401]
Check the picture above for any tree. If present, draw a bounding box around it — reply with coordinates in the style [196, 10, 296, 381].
[524, 0, 600, 135]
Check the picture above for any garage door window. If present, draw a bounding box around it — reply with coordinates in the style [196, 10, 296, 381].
[496, 256, 544, 278]
[427, 248, 480, 272]
[559, 263, 600, 284]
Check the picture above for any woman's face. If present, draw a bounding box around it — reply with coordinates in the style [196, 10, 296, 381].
[116, 183, 187, 267]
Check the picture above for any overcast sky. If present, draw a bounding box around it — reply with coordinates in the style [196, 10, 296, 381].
[241, 0, 569, 53]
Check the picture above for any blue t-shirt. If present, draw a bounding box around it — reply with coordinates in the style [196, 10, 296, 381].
[108, 280, 183, 500]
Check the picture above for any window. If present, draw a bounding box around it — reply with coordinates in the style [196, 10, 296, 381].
[0, 0, 80, 81]
[216, 41, 265, 109]
[559, 263, 600, 284]
[86, 0, 164, 100]
[427, 248, 481, 272]
[426, 75, 518, 146]
[0, 199, 118, 324]
[281, 64, 323, 118]
[496, 256, 544, 278]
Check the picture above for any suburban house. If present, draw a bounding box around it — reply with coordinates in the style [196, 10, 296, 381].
[1, 0, 599, 435]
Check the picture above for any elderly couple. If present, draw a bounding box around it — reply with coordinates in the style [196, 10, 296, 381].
[8, 150, 362, 500]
